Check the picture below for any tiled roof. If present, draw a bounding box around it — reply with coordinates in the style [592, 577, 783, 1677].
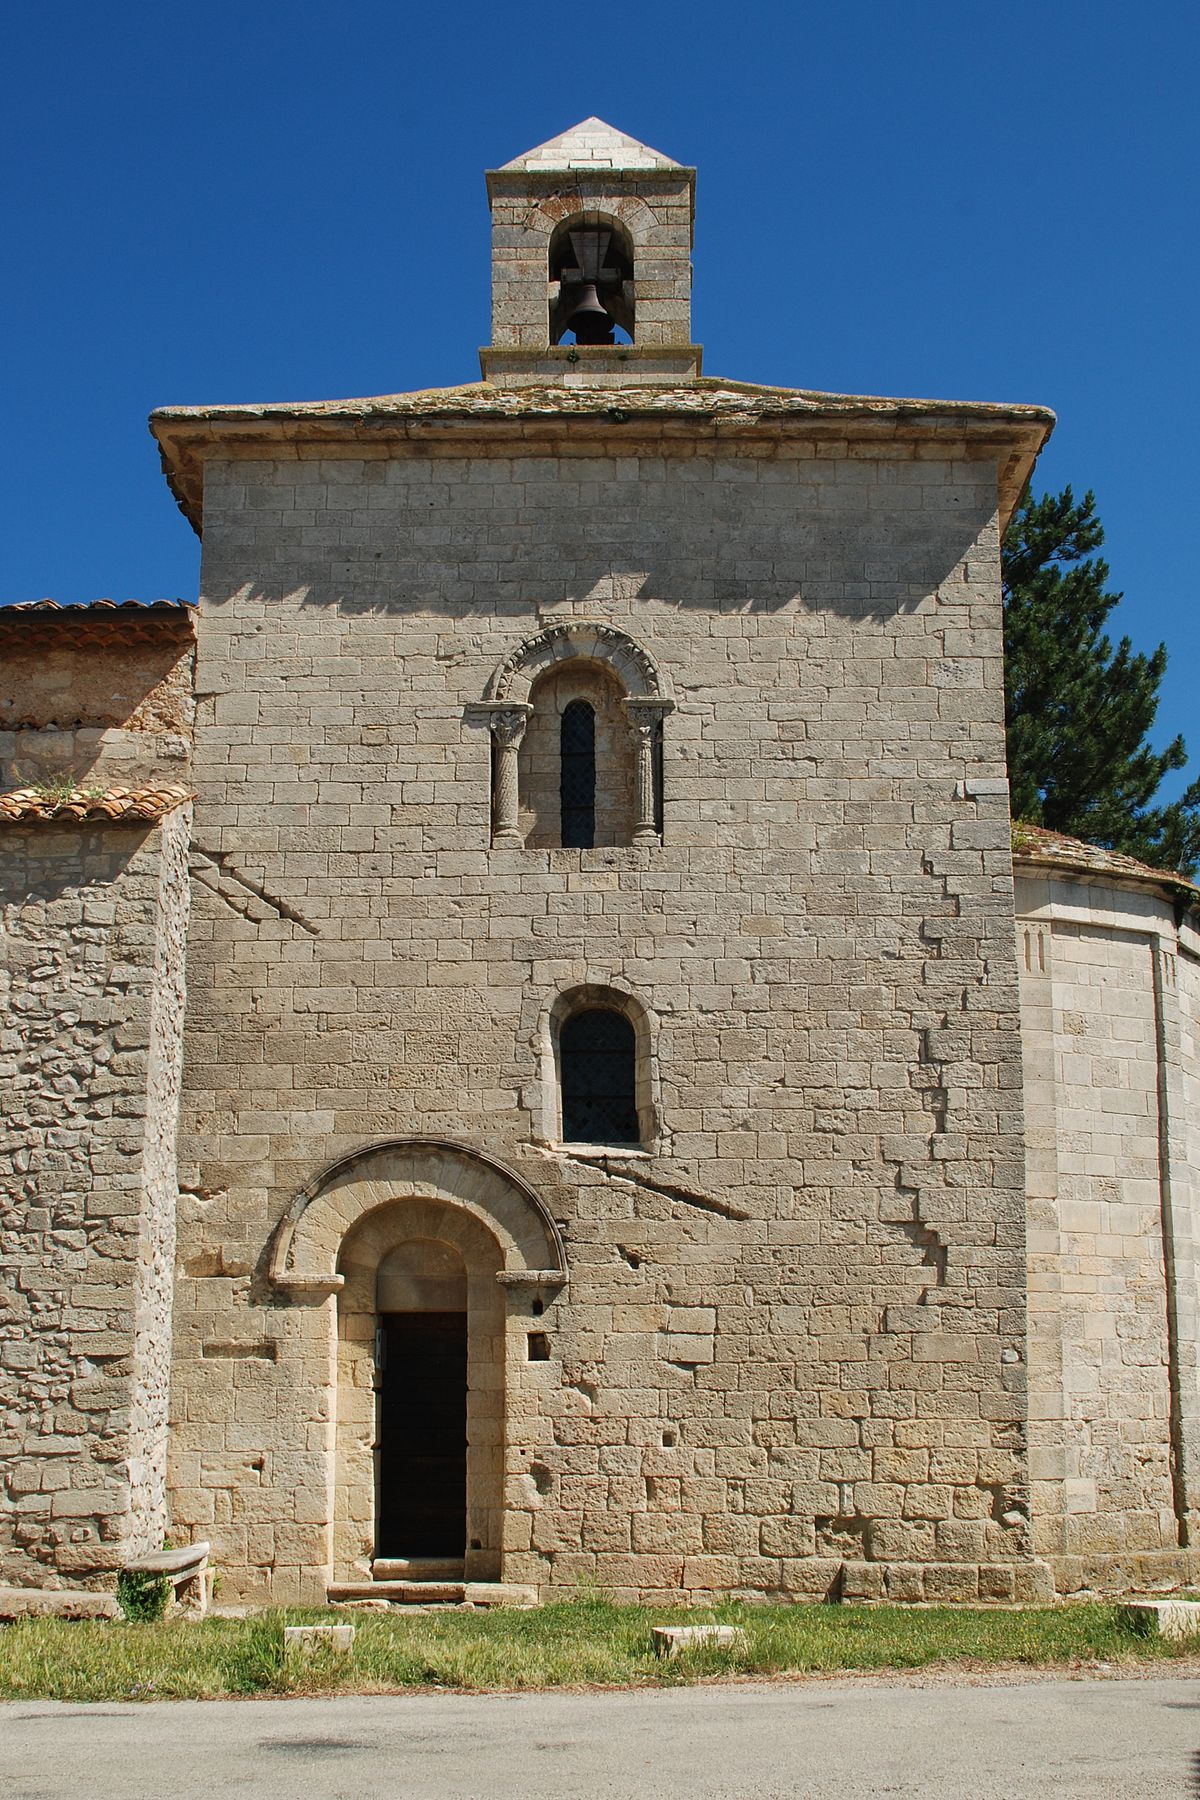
[497, 117, 683, 173]
[1, 599, 197, 650]
[1012, 822, 1200, 904]
[0, 784, 192, 825]
[2, 598, 196, 614]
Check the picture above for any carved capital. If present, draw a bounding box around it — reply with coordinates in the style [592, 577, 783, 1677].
[624, 697, 674, 737]
[490, 706, 531, 750]
[470, 701, 534, 748]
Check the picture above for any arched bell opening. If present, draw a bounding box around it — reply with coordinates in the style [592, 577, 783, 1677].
[336, 1200, 505, 1583]
[548, 213, 635, 345]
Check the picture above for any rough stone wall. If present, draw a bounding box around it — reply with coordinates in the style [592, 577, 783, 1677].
[1016, 871, 1200, 1590]
[168, 429, 1036, 1605]
[0, 808, 190, 1583]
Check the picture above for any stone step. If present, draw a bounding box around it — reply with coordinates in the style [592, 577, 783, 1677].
[371, 1558, 465, 1583]
[327, 1578, 538, 1609]
[327, 1580, 466, 1605]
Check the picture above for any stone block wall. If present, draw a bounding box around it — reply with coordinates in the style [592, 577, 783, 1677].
[0, 608, 194, 793]
[1016, 868, 1200, 1591]
[0, 808, 190, 1583]
[167, 425, 1040, 1604]
[486, 170, 694, 351]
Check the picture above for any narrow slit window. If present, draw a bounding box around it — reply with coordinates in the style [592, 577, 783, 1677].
[560, 700, 596, 849]
[560, 1007, 639, 1145]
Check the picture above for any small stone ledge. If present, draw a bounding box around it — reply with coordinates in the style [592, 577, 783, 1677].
[496, 1270, 568, 1289]
[0, 1585, 120, 1622]
[653, 1624, 747, 1658]
[126, 1541, 211, 1579]
[463, 1582, 538, 1609]
[125, 1541, 213, 1615]
[1048, 1548, 1200, 1597]
[840, 1559, 1057, 1605]
[284, 1624, 355, 1655]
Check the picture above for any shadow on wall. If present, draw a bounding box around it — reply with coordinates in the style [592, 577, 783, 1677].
[200, 466, 996, 625]
[0, 826, 157, 907]
[0, 616, 195, 792]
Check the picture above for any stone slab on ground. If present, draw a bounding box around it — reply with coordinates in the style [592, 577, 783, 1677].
[1118, 1599, 1200, 1641]
[283, 1624, 356, 1655]
[652, 1624, 748, 1658]
[463, 1582, 538, 1608]
[0, 1585, 120, 1622]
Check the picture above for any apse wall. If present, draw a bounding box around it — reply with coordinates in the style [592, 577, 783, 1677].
[1015, 842, 1200, 1593]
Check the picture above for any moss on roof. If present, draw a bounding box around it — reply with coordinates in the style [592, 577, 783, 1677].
[1012, 821, 1199, 907]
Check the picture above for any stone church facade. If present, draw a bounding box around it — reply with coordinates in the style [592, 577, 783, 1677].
[3, 120, 1199, 1607]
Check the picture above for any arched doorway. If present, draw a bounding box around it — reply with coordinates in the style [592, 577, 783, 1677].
[267, 1138, 568, 1587]
[337, 1200, 505, 1579]
[375, 1239, 468, 1559]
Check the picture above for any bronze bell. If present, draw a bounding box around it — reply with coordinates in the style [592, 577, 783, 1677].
[566, 282, 615, 346]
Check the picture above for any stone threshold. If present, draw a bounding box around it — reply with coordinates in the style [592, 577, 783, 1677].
[327, 1580, 537, 1608]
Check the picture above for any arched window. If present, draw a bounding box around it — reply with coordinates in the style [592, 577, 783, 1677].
[560, 699, 596, 849]
[559, 1007, 639, 1145]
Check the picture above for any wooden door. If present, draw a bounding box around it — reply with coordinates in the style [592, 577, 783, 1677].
[377, 1311, 468, 1557]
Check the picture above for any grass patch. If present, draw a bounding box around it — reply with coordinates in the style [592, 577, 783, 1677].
[0, 1600, 1189, 1704]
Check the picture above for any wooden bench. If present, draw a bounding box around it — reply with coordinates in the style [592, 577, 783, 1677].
[124, 1541, 213, 1615]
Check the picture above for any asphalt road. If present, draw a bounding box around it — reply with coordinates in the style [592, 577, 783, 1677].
[3, 1675, 1199, 1799]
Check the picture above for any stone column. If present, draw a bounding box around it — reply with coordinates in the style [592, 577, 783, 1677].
[625, 698, 673, 845]
[483, 704, 532, 847]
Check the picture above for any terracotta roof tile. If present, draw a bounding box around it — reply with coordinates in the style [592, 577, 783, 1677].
[2, 598, 196, 614]
[1012, 822, 1199, 904]
[0, 784, 192, 825]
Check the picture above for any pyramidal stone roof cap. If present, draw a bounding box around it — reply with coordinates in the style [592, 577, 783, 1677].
[1012, 821, 1200, 907]
[496, 117, 685, 173]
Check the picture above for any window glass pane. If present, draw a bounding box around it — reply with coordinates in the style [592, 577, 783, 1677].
[560, 1007, 639, 1144]
[560, 699, 595, 849]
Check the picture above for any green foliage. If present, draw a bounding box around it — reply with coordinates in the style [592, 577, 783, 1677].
[1003, 486, 1200, 876]
[0, 1603, 1189, 1701]
[115, 1570, 172, 1623]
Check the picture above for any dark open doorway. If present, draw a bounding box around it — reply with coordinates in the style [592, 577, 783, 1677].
[377, 1311, 467, 1558]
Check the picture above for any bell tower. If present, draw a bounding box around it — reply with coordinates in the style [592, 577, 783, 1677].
[481, 117, 701, 387]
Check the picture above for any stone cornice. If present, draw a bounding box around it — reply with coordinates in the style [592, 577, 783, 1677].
[151, 378, 1053, 538]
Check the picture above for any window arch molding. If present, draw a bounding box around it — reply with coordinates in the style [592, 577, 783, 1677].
[478, 623, 673, 849]
[486, 621, 669, 708]
[538, 983, 659, 1151]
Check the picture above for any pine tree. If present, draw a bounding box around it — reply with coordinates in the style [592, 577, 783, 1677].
[1002, 485, 1200, 876]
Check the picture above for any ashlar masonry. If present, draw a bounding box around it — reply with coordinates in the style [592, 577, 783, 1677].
[3, 120, 1199, 1606]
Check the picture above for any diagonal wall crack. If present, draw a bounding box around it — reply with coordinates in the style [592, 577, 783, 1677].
[552, 1151, 751, 1221]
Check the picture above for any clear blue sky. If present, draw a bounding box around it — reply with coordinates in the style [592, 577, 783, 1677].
[2, 1, 1194, 793]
